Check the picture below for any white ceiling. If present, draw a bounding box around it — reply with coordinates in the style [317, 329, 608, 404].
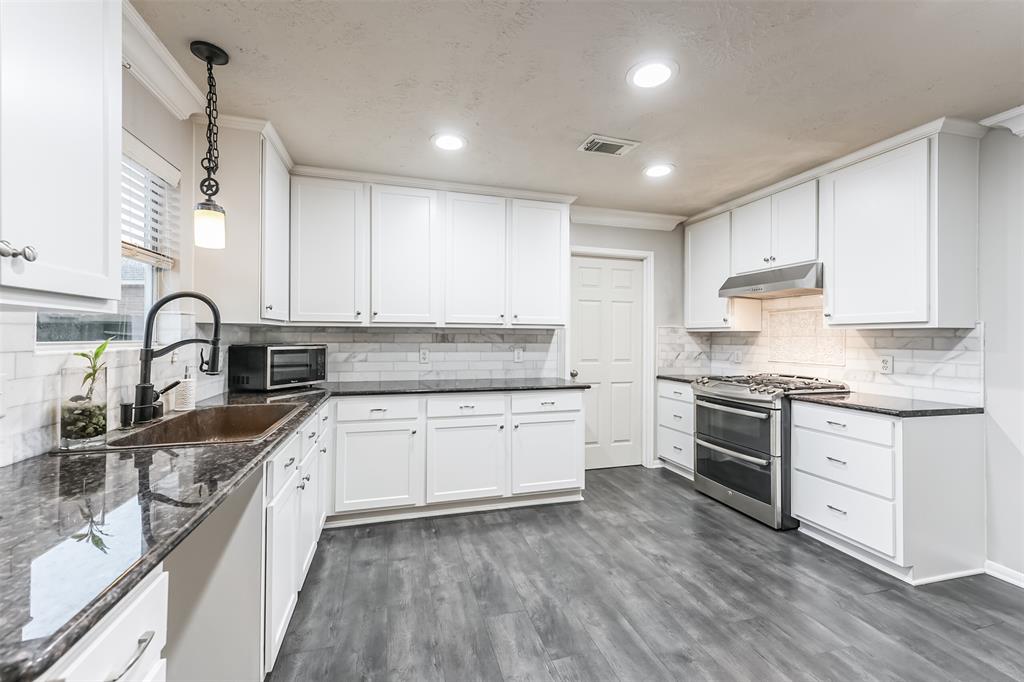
[135, 0, 1022, 216]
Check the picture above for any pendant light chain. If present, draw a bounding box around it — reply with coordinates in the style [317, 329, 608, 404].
[199, 59, 220, 201]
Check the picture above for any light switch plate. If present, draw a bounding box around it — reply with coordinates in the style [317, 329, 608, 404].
[513, 347, 524, 363]
[879, 355, 894, 375]
[419, 348, 430, 364]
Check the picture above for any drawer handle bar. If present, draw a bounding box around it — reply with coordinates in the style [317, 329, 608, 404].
[825, 420, 847, 428]
[825, 456, 848, 465]
[106, 630, 155, 681]
[696, 400, 769, 420]
[369, 408, 388, 413]
[672, 445, 683, 451]
[540, 401, 556, 406]
[695, 438, 770, 466]
[284, 457, 296, 468]
[672, 414, 684, 419]
[459, 404, 476, 409]
[826, 504, 847, 515]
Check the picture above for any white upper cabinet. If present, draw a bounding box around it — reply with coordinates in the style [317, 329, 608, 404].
[730, 197, 773, 274]
[291, 177, 369, 323]
[820, 131, 979, 328]
[0, 0, 121, 310]
[730, 180, 817, 275]
[371, 185, 441, 323]
[685, 213, 761, 331]
[261, 138, 291, 321]
[445, 193, 507, 325]
[509, 199, 568, 326]
[771, 180, 818, 267]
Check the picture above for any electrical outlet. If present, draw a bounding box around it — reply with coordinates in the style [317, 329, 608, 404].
[513, 347, 524, 363]
[879, 355, 894, 375]
[419, 348, 430, 364]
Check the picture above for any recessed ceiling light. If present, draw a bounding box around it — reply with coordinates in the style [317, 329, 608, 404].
[432, 133, 466, 151]
[643, 163, 675, 178]
[627, 60, 677, 88]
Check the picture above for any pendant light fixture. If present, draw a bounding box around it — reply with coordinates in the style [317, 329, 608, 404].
[191, 40, 229, 249]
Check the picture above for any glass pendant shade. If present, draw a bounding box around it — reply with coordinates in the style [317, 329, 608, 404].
[193, 199, 226, 249]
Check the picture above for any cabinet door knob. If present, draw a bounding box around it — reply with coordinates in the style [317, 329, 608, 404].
[372, 311, 378, 317]
[722, 317, 729, 323]
[355, 310, 362, 317]
[410, 429, 417, 435]
[763, 257, 770, 263]
[570, 369, 578, 379]
[0, 241, 38, 262]
[499, 424, 505, 430]
[513, 314, 519, 320]
[823, 312, 832, 318]
[320, 447, 327, 454]
[500, 313, 505, 319]
[265, 304, 273, 311]
[513, 424, 519, 429]
[769, 256, 776, 261]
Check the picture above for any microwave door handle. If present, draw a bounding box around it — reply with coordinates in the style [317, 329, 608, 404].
[695, 438, 771, 466]
[695, 400, 770, 420]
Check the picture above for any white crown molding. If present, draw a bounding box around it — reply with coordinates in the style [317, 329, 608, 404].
[211, 115, 294, 169]
[122, 0, 204, 120]
[686, 116, 988, 224]
[571, 205, 685, 231]
[291, 165, 578, 204]
[980, 105, 1024, 137]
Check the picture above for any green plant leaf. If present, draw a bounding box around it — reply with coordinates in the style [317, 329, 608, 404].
[74, 352, 91, 361]
[93, 338, 110, 361]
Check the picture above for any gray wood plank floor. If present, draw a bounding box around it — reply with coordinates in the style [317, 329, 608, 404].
[268, 467, 1024, 682]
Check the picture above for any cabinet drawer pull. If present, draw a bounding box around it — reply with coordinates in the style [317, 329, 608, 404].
[106, 630, 155, 681]
[322, 414, 329, 422]
[826, 504, 847, 515]
[320, 447, 327, 454]
[369, 408, 388, 413]
[459, 404, 476, 409]
[303, 473, 311, 482]
[825, 456, 847, 465]
[672, 390, 684, 396]
[672, 414, 684, 419]
[672, 445, 683, 451]
[825, 420, 847, 429]
[308, 431, 317, 439]
[284, 457, 296, 468]
[297, 481, 306, 490]
[540, 401, 556, 406]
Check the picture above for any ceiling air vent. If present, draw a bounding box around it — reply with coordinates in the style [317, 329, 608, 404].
[577, 134, 640, 157]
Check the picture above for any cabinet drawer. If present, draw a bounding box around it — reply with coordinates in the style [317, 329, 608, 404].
[317, 403, 331, 434]
[427, 394, 506, 418]
[657, 425, 693, 469]
[658, 396, 694, 434]
[793, 427, 895, 498]
[792, 402, 894, 446]
[299, 415, 320, 454]
[337, 397, 420, 422]
[52, 570, 168, 682]
[658, 381, 693, 403]
[267, 432, 303, 499]
[510, 391, 582, 414]
[792, 470, 897, 557]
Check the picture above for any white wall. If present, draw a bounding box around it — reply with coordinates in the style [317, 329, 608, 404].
[978, 128, 1024, 579]
[570, 223, 683, 326]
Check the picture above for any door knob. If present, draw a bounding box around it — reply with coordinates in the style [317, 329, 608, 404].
[0, 241, 38, 262]
[570, 369, 578, 379]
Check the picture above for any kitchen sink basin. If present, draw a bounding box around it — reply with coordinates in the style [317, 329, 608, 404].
[106, 403, 304, 449]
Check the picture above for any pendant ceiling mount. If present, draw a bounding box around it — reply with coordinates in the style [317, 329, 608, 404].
[189, 40, 229, 66]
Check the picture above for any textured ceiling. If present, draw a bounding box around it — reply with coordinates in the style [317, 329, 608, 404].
[135, 0, 1023, 216]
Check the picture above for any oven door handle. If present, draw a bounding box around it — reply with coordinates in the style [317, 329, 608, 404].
[695, 400, 770, 420]
[695, 438, 771, 466]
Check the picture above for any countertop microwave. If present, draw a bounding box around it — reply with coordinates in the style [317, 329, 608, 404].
[227, 344, 327, 391]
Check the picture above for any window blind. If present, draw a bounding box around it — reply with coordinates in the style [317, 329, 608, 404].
[120, 156, 179, 269]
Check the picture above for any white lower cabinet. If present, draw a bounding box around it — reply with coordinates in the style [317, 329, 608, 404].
[656, 380, 695, 474]
[790, 401, 985, 585]
[296, 445, 321, 584]
[426, 415, 508, 503]
[334, 419, 425, 512]
[42, 567, 168, 682]
[264, 458, 300, 672]
[510, 411, 584, 495]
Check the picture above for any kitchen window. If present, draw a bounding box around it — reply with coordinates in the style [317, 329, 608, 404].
[36, 152, 180, 343]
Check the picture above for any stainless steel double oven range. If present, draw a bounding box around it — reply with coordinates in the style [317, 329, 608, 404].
[691, 374, 848, 530]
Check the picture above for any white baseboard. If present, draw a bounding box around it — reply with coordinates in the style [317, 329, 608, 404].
[657, 458, 694, 481]
[323, 490, 583, 528]
[985, 560, 1024, 588]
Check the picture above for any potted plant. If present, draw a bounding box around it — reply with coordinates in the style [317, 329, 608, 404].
[60, 338, 111, 449]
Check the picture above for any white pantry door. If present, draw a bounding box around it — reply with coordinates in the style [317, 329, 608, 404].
[570, 256, 643, 469]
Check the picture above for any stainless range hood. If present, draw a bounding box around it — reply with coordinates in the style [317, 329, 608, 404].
[718, 262, 823, 299]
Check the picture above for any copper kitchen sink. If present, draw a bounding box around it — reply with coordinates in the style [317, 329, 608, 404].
[105, 403, 303, 449]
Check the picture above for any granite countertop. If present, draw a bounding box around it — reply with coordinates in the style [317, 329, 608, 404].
[0, 377, 588, 680]
[790, 392, 984, 418]
[655, 373, 703, 384]
[324, 377, 590, 395]
[0, 388, 330, 681]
